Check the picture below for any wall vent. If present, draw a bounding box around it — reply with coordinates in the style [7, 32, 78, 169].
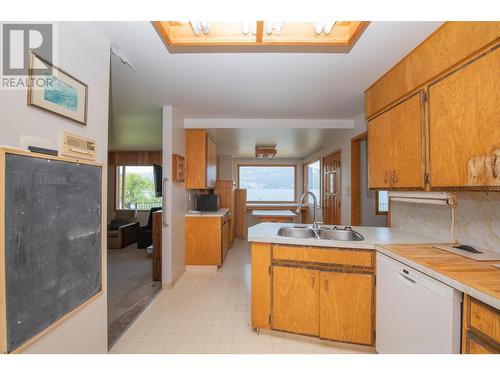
[62, 132, 96, 160]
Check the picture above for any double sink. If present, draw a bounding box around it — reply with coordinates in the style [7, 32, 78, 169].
[277, 225, 364, 241]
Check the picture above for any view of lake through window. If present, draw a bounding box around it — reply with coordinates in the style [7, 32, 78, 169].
[239, 165, 295, 202]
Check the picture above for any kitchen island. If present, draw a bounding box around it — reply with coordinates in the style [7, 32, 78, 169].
[248, 222, 500, 352]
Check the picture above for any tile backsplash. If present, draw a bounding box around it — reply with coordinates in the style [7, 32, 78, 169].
[391, 192, 500, 252]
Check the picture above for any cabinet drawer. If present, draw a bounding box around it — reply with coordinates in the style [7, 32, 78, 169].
[466, 332, 499, 354]
[469, 299, 500, 344]
[272, 245, 373, 269]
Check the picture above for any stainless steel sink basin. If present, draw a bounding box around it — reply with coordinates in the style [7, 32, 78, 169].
[277, 226, 316, 238]
[277, 225, 364, 241]
[318, 228, 364, 241]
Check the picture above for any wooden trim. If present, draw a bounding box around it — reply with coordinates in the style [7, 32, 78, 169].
[237, 163, 298, 203]
[0, 149, 6, 354]
[350, 132, 367, 225]
[0, 147, 104, 354]
[256, 21, 264, 43]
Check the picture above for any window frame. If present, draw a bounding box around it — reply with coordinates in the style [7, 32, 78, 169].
[115, 165, 162, 211]
[302, 159, 322, 204]
[237, 163, 297, 204]
[375, 190, 389, 215]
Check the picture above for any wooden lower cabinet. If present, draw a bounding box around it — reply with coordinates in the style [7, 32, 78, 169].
[462, 294, 500, 354]
[272, 266, 320, 336]
[185, 211, 232, 266]
[319, 271, 374, 345]
[251, 243, 375, 346]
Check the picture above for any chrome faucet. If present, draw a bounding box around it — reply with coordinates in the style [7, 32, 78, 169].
[297, 191, 321, 229]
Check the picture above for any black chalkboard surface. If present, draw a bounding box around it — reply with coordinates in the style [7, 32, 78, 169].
[3, 152, 102, 353]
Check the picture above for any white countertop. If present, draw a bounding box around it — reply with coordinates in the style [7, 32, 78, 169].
[185, 208, 229, 217]
[252, 210, 297, 217]
[247, 222, 440, 249]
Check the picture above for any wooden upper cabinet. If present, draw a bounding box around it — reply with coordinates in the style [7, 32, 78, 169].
[272, 266, 319, 336]
[368, 92, 425, 190]
[185, 129, 218, 189]
[428, 47, 500, 189]
[319, 271, 374, 345]
[365, 22, 500, 118]
[206, 135, 217, 188]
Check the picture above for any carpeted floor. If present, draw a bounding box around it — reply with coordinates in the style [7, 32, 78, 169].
[107, 243, 161, 348]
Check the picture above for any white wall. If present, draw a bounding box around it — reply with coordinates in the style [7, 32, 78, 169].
[302, 114, 367, 225]
[218, 155, 233, 181]
[162, 106, 186, 286]
[0, 22, 110, 353]
[360, 140, 388, 227]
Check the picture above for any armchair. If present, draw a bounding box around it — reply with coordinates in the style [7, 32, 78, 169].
[138, 207, 162, 249]
[107, 210, 139, 249]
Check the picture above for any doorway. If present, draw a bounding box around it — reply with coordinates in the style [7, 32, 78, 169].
[351, 132, 388, 227]
[322, 151, 341, 225]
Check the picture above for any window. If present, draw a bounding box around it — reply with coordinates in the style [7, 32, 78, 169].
[116, 166, 162, 211]
[376, 191, 389, 215]
[304, 160, 321, 204]
[238, 165, 296, 203]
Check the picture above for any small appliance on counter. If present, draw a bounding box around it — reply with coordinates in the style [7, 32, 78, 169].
[195, 194, 220, 212]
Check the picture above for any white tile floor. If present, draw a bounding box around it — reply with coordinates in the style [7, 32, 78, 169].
[110, 239, 375, 354]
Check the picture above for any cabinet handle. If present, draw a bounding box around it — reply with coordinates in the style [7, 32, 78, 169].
[391, 170, 398, 184]
[492, 154, 498, 179]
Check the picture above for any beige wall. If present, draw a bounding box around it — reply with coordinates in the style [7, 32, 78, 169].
[0, 22, 110, 353]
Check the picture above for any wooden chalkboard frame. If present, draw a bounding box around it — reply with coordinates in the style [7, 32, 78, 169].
[0, 147, 104, 354]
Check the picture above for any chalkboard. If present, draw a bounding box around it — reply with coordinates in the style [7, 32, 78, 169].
[4, 153, 102, 353]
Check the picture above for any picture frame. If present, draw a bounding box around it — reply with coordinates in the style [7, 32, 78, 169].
[27, 52, 88, 125]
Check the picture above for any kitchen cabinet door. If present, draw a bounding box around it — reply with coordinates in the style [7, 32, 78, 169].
[221, 218, 229, 261]
[466, 333, 499, 354]
[319, 271, 374, 345]
[367, 115, 391, 189]
[368, 92, 424, 189]
[429, 47, 500, 189]
[272, 266, 319, 336]
[206, 135, 217, 188]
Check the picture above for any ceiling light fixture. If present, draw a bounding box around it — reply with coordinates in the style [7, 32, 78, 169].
[200, 21, 210, 34]
[255, 146, 277, 159]
[314, 21, 336, 35]
[190, 20, 210, 35]
[241, 21, 250, 35]
[264, 21, 284, 35]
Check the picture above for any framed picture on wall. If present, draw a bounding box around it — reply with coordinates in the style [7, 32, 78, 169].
[27, 52, 88, 125]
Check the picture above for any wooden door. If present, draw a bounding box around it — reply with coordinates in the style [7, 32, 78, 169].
[322, 151, 341, 225]
[272, 266, 319, 336]
[368, 92, 424, 189]
[319, 271, 374, 345]
[206, 135, 217, 188]
[429, 47, 500, 189]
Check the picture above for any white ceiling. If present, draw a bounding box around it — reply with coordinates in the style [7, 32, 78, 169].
[95, 21, 443, 151]
[211, 127, 354, 158]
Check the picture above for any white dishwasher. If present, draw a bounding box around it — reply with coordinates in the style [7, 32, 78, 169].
[376, 253, 462, 354]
